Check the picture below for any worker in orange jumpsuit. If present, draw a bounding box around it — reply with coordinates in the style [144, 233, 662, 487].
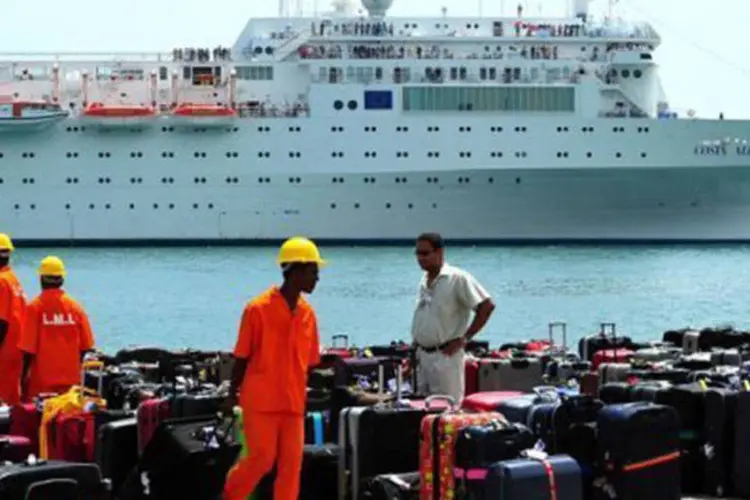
[18, 256, 95, 401]
[0, 234, 27, 405]
[223, 237, 324, 500]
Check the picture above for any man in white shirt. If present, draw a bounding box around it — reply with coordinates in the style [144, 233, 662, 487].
[410, 233, 495, 403]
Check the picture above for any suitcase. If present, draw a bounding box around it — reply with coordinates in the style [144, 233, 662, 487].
[135, 415, 241, 500]
[477, 357, 544, 392]
[704, 388, 737, 497]
[461, 391, 523, 413]
[484, 453, 583, 500]
[0, 435, 33, 462]
[454, 421, 536, 497]
[136, 397, 171, 454]
[364, 472, 420, 500]
[0, 460, 109, 499]
[597, 363, 631, 384]
[711, 349, 742, 367]
[95, 417, 138, 495]
[578, 323, 633, 362]
[9, 403, 42, 455]
[682, 330, 701, 354]
[46, 411, 98, 462]
[592, 348, 635, 370]
[0, 405, 9, 434]
[170, 392, 225, 419]
[419, 408, 504, 500]
[495, 387, 560, 424]
[304, 411, 326, 445]
[732, 390, 750, 497]
[597, 402, 681, 500]
[464, 358, 480, 396]
[338, 403, 436, 500]
[301, 443, 340, 500]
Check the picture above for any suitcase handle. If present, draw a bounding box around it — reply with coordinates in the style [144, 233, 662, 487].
[332, 334, 349, 348]
[548, 322, 567, 350]
[424, 395, 456, 410]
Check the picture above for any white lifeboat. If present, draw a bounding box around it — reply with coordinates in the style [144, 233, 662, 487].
[0, 97, 68, 133]
[79, 102, 157, 130]
[169, 103, 238, 129]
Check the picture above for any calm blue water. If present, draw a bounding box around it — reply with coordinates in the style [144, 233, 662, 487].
[7, 245, 750, 353]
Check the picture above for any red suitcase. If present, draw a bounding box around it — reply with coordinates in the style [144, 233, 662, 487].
[47, 412, 97, 462]
[419, 407, 506, 500]
[464, 358, 480, 396]
[136, 397, 171, 454]
[461, 391, 524, 412]
[9, 403, 42, 455]
[0, 435, 33, 462]
[592, 349, 635, 370]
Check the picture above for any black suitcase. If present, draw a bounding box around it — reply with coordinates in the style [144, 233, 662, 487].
[96, 417, 139, 495]
[655, 383, 708, 494]
[597, 402, 681, 500]
[170, 392, 225, 418]
[732, 391, 750, 497]
[363, 472, 419, 500]
[133, 415, 240, 500]
[704, 388, 737, 497]
[253, 443, 340, 500]
[0, 460, 109, 499]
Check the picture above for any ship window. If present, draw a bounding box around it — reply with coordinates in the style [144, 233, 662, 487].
[364, 90, 392, 110]
[402, 86, 575, 113]
[333, 100, 343, 110]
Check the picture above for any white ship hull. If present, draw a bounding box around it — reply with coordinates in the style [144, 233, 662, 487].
[3, 116, 750, 244]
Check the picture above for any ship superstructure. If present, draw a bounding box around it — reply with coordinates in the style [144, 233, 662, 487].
[1, 0, 749, 243]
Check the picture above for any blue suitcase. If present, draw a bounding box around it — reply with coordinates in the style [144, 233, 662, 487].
[484, 453, 582, 500]
[598, 402, 681, 500]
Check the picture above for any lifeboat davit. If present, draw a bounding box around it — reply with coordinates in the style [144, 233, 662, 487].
[170, 103, 237, 128]
[80, 102, 157, 129]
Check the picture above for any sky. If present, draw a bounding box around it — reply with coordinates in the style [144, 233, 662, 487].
[0, 0, 746, 118]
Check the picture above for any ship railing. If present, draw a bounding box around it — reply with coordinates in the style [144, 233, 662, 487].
[584, 20, 660, 42]
[0, 52, 174, 63]
[275, 27, 313, 61]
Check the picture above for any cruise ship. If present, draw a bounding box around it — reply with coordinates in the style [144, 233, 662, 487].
[1, 0, 748, 245]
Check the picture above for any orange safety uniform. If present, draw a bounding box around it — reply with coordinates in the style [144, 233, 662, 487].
[17, 289, 95, 399]
[0, 265, 26, 405]
[224, 286, 321, 500]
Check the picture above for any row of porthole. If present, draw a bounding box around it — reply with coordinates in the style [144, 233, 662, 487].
[330, 202, 439, 209]
[64, 126, 241, 133]
[16, 172, 674, 186]
[12, 202, 217, 210]
[48, 150, 652, 162]
[60, 124, 652, 135]
[555, 152, 649, 158]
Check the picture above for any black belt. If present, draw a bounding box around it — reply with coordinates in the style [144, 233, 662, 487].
[417, 340, 455, 353]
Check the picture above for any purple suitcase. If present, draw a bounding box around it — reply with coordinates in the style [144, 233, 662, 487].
[0, 435, 33, 462]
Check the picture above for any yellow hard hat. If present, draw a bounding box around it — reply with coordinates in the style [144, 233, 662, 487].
[0, 233, 14, 252]
[38, 256, 66, 277]
[277, 237, 326, 266]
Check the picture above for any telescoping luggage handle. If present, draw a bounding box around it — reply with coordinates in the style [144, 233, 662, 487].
[80, 359, 106, 396]
[423, 395, 457, 411]
[332, 334, 349, 349]
[548, 322, 567, 351]
[599, 322, 619, 362]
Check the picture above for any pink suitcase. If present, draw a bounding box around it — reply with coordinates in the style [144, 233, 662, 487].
[461, 391, 524, 412]
[9, 403, 42, 455]
[136, 397, 171, 454]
